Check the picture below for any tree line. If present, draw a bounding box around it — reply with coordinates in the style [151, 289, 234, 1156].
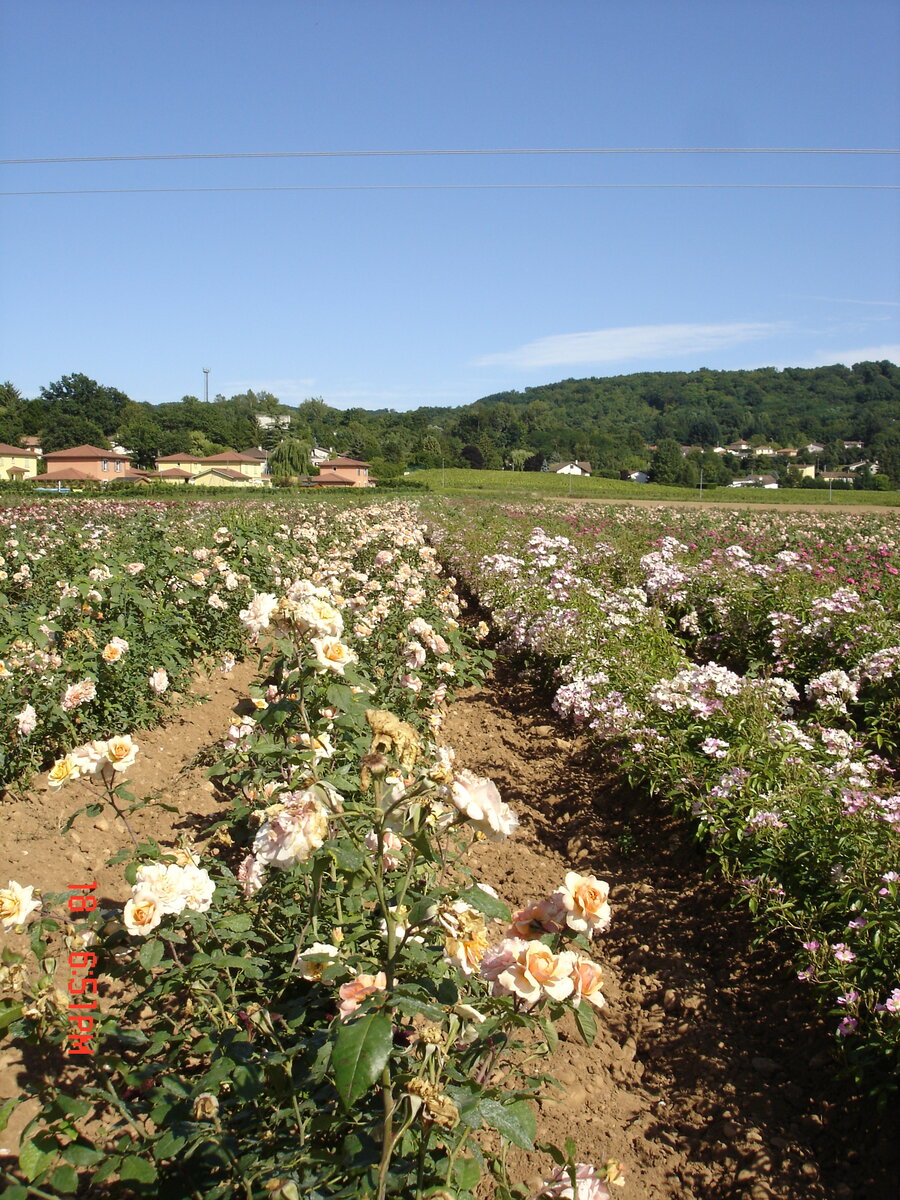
[0, 360, 898, 485]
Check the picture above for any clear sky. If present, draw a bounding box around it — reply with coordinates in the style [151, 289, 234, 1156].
[2, 0, 898, 411]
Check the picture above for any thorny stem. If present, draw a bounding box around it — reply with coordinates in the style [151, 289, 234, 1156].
[102, 775, 141, 853]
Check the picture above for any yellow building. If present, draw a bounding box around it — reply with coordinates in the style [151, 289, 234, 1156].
[155, 450, 269, 485]
[0, 442, 39, 481]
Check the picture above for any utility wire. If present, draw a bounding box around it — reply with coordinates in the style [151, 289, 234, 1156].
[2, 182, 897, 196]
[1, 146, 898, 166]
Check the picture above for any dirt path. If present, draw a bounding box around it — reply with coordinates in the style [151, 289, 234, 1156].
[443, 661, 897, 1200]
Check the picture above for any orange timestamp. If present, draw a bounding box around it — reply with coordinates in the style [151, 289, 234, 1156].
[66, 883, 99, 1056]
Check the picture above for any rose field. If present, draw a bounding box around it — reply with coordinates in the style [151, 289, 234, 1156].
[0, 494, 898, 1199]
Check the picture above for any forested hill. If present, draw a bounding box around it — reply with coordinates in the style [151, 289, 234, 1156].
[0, 361, 898, 482]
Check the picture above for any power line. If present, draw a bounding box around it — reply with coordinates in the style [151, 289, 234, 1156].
[1, 182, 897, 197]
[1, 146, 898, 166]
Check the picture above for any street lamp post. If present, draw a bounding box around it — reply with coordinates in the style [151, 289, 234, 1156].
[203, 368, 210, 404]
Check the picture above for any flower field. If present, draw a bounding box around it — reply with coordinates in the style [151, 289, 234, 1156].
[1, 498, 624, 1199]
[432, 500, 900, 1090]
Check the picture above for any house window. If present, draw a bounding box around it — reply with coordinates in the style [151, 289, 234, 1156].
[101, 460, 109, 471]
[115, 461, 122, 472]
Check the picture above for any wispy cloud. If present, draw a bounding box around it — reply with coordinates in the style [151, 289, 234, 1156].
[474, 322, 783, 369]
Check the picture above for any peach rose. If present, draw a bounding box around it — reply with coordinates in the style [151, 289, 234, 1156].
[557, 871, 611, 937]
[569, 956, 606, 1009]
[338, 971, 387, 1020]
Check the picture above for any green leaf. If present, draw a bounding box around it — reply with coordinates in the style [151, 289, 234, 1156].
[458, 885, 511, 921]
[119, 1154, 158, 1183]
[139, 939, 165, 969]
[332, 1010, 393, 1110]
[453, 1157, 482, 1190]
[51, 1164, 79, 1193]
[154, 1129, 187, 1159]
[55, 1094, 91, 1119]
[0, 1096, 16, 1132]
[330, 844, 364, 873]
[3, 1186, 27, 1200]
[18, 1138, 55, 1182]
[61, 1142, 103, 1167]
[217, 913, 253, 933]
[573, 1000, 597, 1046]
[392, 996, 445, 1022]
[477, 1098, 535, 1150]
[0, 1003, 23, 1032]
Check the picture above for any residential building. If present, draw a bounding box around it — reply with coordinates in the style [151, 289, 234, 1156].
[154, 453, 206, 476]
[729, 474, 779, 489]
[316, 457, 372, 487]
[547, 461, 592, 476]
[39, 444, 132, 484]
[189, 467, 257, 488]
[0, 442, 39, 480]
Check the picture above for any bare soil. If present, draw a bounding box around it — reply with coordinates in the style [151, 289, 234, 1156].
[2, 655, 897, 1198]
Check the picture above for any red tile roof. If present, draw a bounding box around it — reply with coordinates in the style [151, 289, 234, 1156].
[43, 444, 130, 460]
[0, 442, 33, 456]
[155, 452, 205, 463]
[30, 467, 96, 481]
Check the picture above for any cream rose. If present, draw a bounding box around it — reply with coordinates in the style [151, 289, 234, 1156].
[47, 753, 82, 790]
[450, 769, 519, 841]
[0, 881, 41, 931]
[103, 734, 140, 773]
[123, 888, 164, 937]
[310, 637, 358, 676]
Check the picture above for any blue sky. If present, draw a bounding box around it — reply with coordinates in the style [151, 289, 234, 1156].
[2, 0, 898, 411]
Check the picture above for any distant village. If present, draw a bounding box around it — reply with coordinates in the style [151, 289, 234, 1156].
[0, 439, 375, 491]
[547, 439, 879, 490]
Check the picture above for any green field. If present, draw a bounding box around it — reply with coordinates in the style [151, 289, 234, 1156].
[415, 468, 900, 506]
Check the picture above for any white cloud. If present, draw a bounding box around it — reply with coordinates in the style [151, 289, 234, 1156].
[474, 322, 783, 369]
[778, 344, 900, 369]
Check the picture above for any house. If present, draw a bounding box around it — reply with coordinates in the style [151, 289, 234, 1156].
[726, 441, 752, 453]
[19, 436, 43, 456]
[155, 450, 270, 485]
[547, 461, 592, 476]
[310, 447, 333, 467]
[624, 470, 649, 483]
[803, 442, 825, 455]
[240, 446, 271, 475]
[729, 474, 779, 489]
[189, 467, 256, 488]
[819, 472, 855, 485]
[198, 451, 268, 483]
[315, 457, 372, 487]
[778, 447, 798, 458]
[154, 453, 206, 476]
[257, 413, 290, 431]
[39, 444, 132, 483]
[842, 440, 864, 450]
[0, 442, 39, 481]
[753, 446, 776, 456]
